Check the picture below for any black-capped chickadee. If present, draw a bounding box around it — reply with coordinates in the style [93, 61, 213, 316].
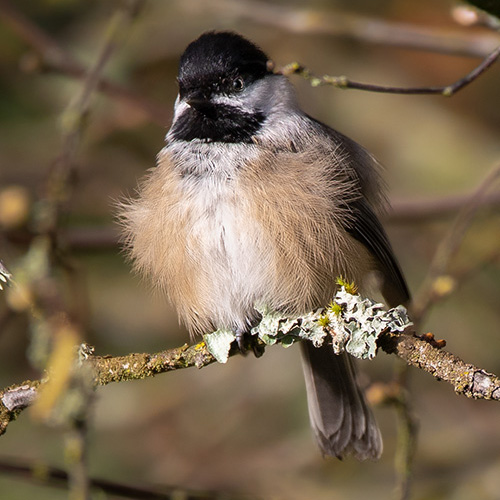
[120, 31, 410, 460]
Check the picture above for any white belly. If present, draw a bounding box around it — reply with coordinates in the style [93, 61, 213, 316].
[183, 174, 272, 332]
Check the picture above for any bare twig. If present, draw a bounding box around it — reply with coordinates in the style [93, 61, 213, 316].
[46, 6, 147, 500]
[2, 0, 500, 133]
[66, 422, 90, 500]
[0, 4, 150, 500]
[280, 44, 500, 96]
[44, 1, 147, 233]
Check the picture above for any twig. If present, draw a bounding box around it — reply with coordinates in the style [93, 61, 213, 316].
[0, 4, 149, 499]
[45, 1, 147, 232]
[378, 329, 500, 400]
[48, 6, 147, 500]
[66, 422, 90, 500]
[2, 0, 500, 131]
[280, 44, 500, 96]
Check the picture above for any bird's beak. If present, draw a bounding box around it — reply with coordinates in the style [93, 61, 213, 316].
[186, 97, 212, 112]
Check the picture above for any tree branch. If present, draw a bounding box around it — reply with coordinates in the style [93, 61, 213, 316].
[378, 329, 500, 399]
[1, 319, 499, 438]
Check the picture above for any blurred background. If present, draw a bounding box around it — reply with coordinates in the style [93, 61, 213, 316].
[0, 0, 499, 499]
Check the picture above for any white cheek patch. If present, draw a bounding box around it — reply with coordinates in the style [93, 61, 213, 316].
[210, 94, 241, 107]
[173, 96, 190, 119]
[166, 96, 193, 141]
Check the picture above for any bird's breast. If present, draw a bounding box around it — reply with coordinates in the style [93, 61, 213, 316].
[177, 172, 274, 333]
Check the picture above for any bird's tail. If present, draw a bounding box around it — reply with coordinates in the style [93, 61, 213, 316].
[300, 341, 382, 460]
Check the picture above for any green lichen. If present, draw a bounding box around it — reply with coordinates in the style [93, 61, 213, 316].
[202, 285, 412, 364]
[203, 329, 235, 364]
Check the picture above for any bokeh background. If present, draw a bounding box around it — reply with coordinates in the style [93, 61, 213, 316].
[0, 0, 499, 499]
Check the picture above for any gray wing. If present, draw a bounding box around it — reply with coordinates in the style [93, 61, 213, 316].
[346, 197, 410, 307]
[310, 116, 410, 306]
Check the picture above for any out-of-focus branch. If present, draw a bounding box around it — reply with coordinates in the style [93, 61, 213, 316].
[183, 0, 500, 57]
[4, 189, 499, 252]
[412, 163, 500, 322]
[388, 191, 500, 224]
[392, 162, 500, 500]
[0, 0, 170, 126]
[0, 457, 232, 500]
[0, 4, 149, 499]
[41, 0, 146, 235]
[392, 367, 418, 500]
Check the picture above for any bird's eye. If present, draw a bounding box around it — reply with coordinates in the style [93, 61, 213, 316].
[232, 77, 245, 92]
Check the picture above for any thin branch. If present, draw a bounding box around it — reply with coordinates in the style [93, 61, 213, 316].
[90, 342, 217, 387]
[2, 0, 500, 131]
[280, 44, 500, 96]
[0, 5, 149, 499]
[392, 163, 500, 500]
[66, 421, 90, 500]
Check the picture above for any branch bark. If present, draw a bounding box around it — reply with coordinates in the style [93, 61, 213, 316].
[1, 324, 499, 438]
[378, 329, 500, 400]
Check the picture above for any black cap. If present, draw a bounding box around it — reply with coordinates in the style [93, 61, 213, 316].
[178, 31, 271, 95]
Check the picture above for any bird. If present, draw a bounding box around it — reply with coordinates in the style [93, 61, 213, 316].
[119, 31, 410, 460]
